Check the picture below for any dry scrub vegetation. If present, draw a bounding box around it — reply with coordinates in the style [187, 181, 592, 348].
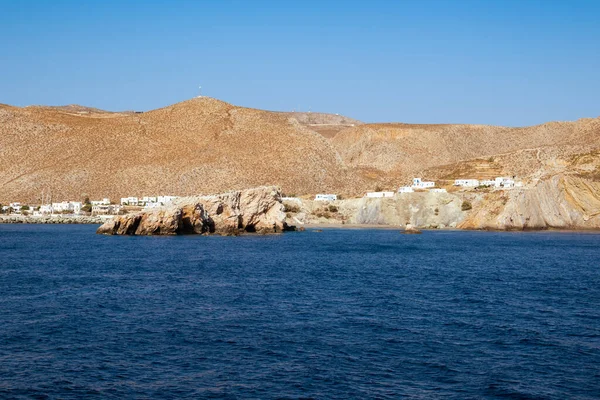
[1, 97, 599, 203]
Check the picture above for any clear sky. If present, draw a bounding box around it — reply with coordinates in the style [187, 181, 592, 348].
[1, 0, 599, 126]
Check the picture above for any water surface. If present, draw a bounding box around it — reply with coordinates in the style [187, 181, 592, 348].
[1, 225, 599, 398]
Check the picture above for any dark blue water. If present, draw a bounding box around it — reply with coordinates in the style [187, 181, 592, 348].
[1, 225, 599, 399]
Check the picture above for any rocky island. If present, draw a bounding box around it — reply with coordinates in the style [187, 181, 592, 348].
[96, 186, 293, 235]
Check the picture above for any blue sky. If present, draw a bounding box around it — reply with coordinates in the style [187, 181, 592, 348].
[1, 0, 598, 126]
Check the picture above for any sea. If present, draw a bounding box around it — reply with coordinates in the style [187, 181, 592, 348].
[0, 224, 599, 399]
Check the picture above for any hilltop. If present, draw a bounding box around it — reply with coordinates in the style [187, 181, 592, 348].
[0, 98, 365, 203]
[1, 96, 599, 205]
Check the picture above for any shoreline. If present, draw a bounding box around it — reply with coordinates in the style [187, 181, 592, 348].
[2, 217, 600, 233]
[301, 223, 600, 233]
[0, 215, 107, 224]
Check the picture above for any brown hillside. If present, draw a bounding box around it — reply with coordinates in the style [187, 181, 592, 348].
[0, 98, 365, 203]
[331, 119, 600, 185]
[1, 96, 599, 204]
[277, 111, 362, 139]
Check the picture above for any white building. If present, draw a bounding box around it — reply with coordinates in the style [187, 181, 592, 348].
[365, 192, 395, 198]
[91, 198, 111, 206]
[92, 204, 121, 215]
[398, 186, 414, 193]
[495, 177, 515, 188]
[430, 188, 447, 193]
[47, 201, 83, 214]
[454, 179, 479, 187]
[480, 180, 495, 187]
[412, 178, 435, 189]
[9, 202, 22, 213]
[142, 196, 157, 205]
[314, 194, 337, 201]
[121, 197, 139, 206]
[157, 195, 178, 204]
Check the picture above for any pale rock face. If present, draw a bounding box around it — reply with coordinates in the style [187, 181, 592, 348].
[97, 186, 291, 235]
[459, 175, 600, 230]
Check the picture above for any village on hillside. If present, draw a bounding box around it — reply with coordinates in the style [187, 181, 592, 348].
[313, 176, 524, 201]
[0, 175, 524, 217]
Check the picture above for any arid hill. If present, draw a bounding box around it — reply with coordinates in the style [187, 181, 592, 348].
[278, 111, 362, 139]
[0, 98, 366, 203]
[1, 96, 599, 204]
[330, 119, 600, 186]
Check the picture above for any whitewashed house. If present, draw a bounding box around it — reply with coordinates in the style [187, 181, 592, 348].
[157, 196, 178, 204]
[51, 202, 70, 212]
[49, 201, 83, 214]
[412, 178, 435, 189]
[121, 197, 139, 206]
[92, 204, 121, 215]
[454, 179, 479, 187]
[142, 196, 157, 205]
[314, 194, 337, 201]
[39, 204, 53, 214]
[91, 198, 110, 206]
[496, 176, 515, 188]
[430, 188, 447, 193]
[398, 186, 414, 193]
[495, 177, 515, 188]
[9, 202, 22, 213]
[480, 179, 495, 187]
[366, 192, 395, 198]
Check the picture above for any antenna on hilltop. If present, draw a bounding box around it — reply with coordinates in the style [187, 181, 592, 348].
[198, 86, 202, 98]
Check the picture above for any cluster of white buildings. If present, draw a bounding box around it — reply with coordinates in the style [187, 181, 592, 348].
[454, 177, 522, 189]
[121, 195, 178, 207]
[2, 202, 25, 214]
[1, 198, 123, 216]
[397, 178, 446, 194]
[40, 201, 82, 214]
[303, 175, 524, 203]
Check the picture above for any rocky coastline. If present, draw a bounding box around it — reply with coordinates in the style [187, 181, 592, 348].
[283, 174, 600, 232]
[97, 186, 294, 236]
[5, 175, 600, 233]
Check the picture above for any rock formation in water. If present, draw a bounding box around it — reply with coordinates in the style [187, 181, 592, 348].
[97, 186, 293, 235]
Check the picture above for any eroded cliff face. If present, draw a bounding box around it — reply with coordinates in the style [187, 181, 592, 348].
[285, 175, 600, 231]
[97, 186, 291, 235]
[460, 176, 600, 230]
[286, 191, 471, 229]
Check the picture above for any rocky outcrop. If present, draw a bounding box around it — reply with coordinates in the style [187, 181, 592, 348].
[402, 224, 422, 234]
[97, 186, 294, 235]
[459, 175, 600, 230]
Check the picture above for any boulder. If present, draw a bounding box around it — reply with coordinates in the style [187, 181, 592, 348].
[96, 186, 294, 236]
[402, 223, 422, 234]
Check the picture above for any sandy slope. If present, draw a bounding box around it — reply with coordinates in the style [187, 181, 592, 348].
[1, 97, 599, 208]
